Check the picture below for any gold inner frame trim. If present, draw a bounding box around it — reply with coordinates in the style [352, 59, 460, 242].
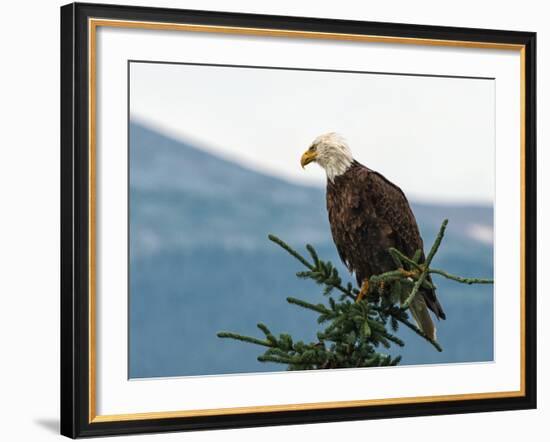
[91, 390, 524, 423]
[90, 18, 525, 50]
[88, 18, 527, 424]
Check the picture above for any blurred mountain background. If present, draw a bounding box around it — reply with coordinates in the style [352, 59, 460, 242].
[129, 121, 494, 379]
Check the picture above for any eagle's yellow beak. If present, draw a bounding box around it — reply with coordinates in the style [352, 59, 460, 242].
[300, 150, 317, 169]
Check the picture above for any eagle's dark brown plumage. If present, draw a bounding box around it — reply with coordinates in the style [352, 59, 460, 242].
[301, 132, 446, 339]
[326, 161, 446, 322]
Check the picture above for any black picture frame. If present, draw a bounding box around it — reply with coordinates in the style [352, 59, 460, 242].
[61, 2, 537, 438]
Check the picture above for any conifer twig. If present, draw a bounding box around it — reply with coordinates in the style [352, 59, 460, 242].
[269, 234, 356, 300]
[392, 313, 443, 352]
[268, 234, 313, 270]
[428, 269, 493, 285]
[217, 332, 272, 347]
[286, 297, 330, 314]
[370, 305, 442, 352]
[389, 248, 423, 272]
[401, 219, 448, 310]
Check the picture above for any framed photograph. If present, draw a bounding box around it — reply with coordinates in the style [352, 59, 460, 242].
[60, 2, 536, 438]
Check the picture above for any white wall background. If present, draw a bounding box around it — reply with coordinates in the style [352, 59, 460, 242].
[0, 0, 545, 440]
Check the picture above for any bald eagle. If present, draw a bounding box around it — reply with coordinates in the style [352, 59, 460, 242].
[300, 133, 445, 340]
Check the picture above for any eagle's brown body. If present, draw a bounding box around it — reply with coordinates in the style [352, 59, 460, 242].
[326, 161, 446, 322]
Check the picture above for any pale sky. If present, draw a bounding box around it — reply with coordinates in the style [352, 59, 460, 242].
[130, 61, 495, 204]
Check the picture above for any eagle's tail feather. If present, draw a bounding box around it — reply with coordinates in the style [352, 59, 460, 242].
[408, 295, 437, 341]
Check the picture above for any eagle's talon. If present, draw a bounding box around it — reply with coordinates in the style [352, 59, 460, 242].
[355, 279, 369, 303]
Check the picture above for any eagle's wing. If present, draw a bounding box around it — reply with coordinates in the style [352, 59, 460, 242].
[365, 169, 423, 258]
[364, 169, 446, 321]
[327, 164, 421, 279]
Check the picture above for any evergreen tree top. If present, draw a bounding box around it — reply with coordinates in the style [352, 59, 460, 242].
[218, 220, 493, 370]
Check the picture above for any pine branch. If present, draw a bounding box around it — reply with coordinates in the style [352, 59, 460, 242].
[398, 316, 442, 352]
[286, 297, 330, 314]
[401, 219, 448, 310]
[429, 269, 493, 284]
[257, 355, 294, 364]
[217, 332, 272, 347]
[267, 234, 313, 270]
[269, 234, 357, 300]
[219, 219, 492, 369]
[389, 247, 423, 272]
[374, 306, 442, 352]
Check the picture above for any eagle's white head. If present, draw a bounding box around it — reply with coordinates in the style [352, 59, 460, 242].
[300, 132, 353, 182]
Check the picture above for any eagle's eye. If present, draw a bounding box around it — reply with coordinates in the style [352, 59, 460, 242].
[309, 145, 317, 152]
